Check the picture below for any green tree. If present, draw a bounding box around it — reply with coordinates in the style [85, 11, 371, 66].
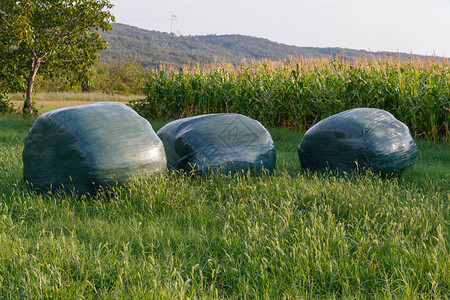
[0, 0, 114, 113]
[110, 60, 148, 94]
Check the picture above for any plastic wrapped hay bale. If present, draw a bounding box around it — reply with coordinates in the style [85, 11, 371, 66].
[23, 102, 167, 195]
[157, 113, 276, 175]
[298, 108, 418, 175]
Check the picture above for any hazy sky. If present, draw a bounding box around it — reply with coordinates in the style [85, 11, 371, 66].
[110, 0, 450, 57]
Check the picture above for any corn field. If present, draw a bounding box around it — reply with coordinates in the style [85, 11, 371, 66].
[130, 57, 450, 143]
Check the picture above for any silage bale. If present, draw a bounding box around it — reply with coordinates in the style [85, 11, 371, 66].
[157, 113, 276, 175]
[23, 102, 167, 195]
[298, 108, 418, 175]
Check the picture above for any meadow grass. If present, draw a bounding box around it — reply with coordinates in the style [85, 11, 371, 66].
[0, 114, 448, 298]
[7, 92, 144, 114]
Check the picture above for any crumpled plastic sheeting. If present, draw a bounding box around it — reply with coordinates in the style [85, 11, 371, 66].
[157, 113, 276, 175]
[23, 102, 167, 195]
[298, 108, 418, 175]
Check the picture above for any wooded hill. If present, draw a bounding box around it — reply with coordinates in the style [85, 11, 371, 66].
[100, 23, 423, 68]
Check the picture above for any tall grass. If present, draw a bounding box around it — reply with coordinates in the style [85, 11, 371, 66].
[131, 56, 450, 143]
[0, 115, 449, 298]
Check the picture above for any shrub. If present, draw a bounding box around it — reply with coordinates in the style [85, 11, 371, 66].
[0, 94, 15, 114]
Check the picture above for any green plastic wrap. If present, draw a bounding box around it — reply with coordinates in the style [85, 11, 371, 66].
[23, 102, 167, 195]
[298, 108, 418, 175]
[157, 113, 276, 175]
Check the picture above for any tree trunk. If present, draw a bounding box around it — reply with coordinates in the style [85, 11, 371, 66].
[23, 58, 40, 114]
[24, 77, 34, 113]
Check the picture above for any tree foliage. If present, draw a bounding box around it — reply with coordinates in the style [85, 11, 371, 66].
[0, 0, 114, 112]
[33, 60, 148, 95]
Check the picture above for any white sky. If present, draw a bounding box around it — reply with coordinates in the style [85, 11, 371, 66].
[110, 0, 450, 57]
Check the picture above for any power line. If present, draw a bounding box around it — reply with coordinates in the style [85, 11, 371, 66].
[177, 20, 210, 35]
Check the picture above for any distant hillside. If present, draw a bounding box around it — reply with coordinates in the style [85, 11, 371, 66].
[99, 23, 422, 68]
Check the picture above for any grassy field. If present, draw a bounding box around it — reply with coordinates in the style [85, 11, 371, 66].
[7, 92, 144, 114]
[0, 111, 448, 298]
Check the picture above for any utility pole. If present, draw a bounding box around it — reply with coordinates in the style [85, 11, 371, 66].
[171, 13, 177, 35]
